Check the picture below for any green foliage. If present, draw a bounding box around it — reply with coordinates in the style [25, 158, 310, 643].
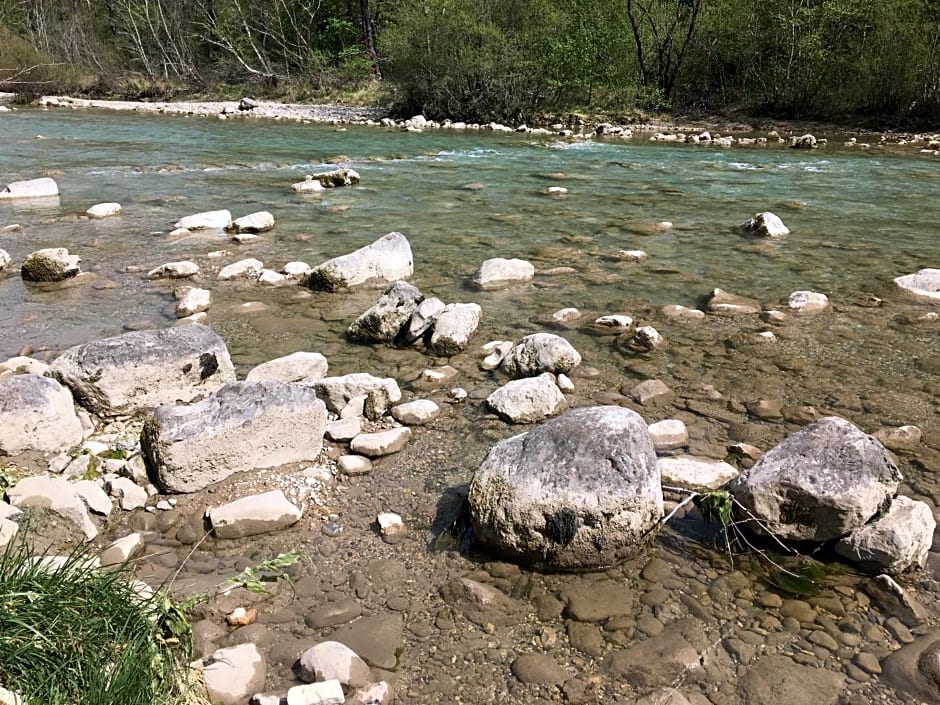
[0, 531, 194, 705]
[221, 548, 304, 596]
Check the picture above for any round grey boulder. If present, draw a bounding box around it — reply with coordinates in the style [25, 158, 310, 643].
[0, 374, 83, 455]
[469, 406, 663, 571]
[728, 416, 901, 542]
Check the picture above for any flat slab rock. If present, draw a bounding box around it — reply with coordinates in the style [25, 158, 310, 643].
[658, 456, 739, 490]
[349, 427, 412, 457]
[143, 381, 326, 493]
[50, 324, 236, 418]
[736, 654, 845, 705]
[208, 490, 302, 539]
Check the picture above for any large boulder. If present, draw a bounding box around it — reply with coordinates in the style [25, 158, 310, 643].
[21, 248, 81, 282]
[0, 177, 59, 200]
[727, 417, 901, 542]
[468, 406, 663, 571]
[470, 258, 535, 290]
[894, 268, 940, 301]
[50, 324, 236, 418]
[834, 495, 935, 574]
[347, 281, 423, 344]
[500, 333, 581, 378]
[142, 381, 327, 493]
[303, 232, 413, 291]
[0, 374, 83, 455]
[428, 303, 482, 356]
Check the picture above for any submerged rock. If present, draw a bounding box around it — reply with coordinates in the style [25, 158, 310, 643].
[208, 490, 303, 539]
[706, 288, 760, 316]
[86, 202, 121, 219]
[304, 232, 413, 291]
[728, 416, 901, 542]
[142, 381, 327, 493]
[174, 209, 231, 230]
[50, 324, 235, 418]
[469, 406, 663, 571]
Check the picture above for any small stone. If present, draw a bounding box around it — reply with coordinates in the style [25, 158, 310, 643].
[286, 680, 344, 705]
[629, 379, 672, 405]
[391, 399, 441, 425]
[99, 533, 144, 566]
[378, 512, 406, 538]
[647, 419, 688, 451]
[349, 427, 412, 457]
[337, 455, 372, 476]
[511, 653, 565, 684]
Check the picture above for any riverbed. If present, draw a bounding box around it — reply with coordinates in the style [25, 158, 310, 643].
[1, 106, 939, 704]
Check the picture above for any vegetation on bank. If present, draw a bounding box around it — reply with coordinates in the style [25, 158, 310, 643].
[1, 0, 939, 125]
[0, 529, 197, 705]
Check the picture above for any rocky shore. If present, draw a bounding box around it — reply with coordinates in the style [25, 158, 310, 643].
[1, 114, 940, 705]
[18, 94, 940, 156]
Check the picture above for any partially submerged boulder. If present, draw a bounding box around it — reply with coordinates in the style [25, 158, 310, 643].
[428, 303, 482, 356]
[86, 202, 121, 219]
[50, 324, 236, 418]
[470, 258, 536, 290]
[21, 248, 81, 282]
[225, 211, 275, 234]
[208, 490, 303, 539]
[894, 268, 940, 301]
[303, 232, 413, 291]
[142, 381, 327, 493]
[741, 212, 790, 237]
[311, 373, 402, 414]
[0, 374, 83, 455]
[346, 281, 423, 344]
[469, 406, 663, 571]
[727, 417, 901, 542]
[311, 168, 360, 187]
[706, 288, 760, 316]
[0, 177, 59, 200]
[500, 333, 581, 378]
[835, 496, 935, 573]
[174, 209, 231, 230]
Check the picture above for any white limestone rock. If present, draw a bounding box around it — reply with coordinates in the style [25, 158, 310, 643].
[174, 209, 232, 231]
[658, 456, 739, 490]
[226, 211, 275, 233]
[894, 268, 940, 301]
[595, 314, 633, 330]
[286, 681, 344, 705]
[0, 177, 59, 199]
[469, 405, 663, 571]
[21, 248, 81, 282]
[6, 475, 98, 539]
[0, 249, 10, 272]
[349, 427, 412, 457]
[174, 287, 212, 317]
[486, 373, 566, 424]
[218, 257, 263, 280]
[208, 490, 302, 539]
[338, 455, 372, 476]
[741, 211, 790, 237]
[428, 302, 482, 356]
[391, 399, 441, 425]
[326, 417, 361, 442]
[298, 641, 373, 688]
[142, 381, 327, 493]
[787, 290, 830, 314]
[470, 258, 536, 290]
[647, 419, 689, 451]
[245, 351, 329, 384]
[49, 324, 235, 418]
[203, 643, 266, 705]
[304, 232, 413, 291]
[86, 202, 122, 219]
[835, 496, 936, 574]
[99, 532, 144, 566]
[258, 269, 286, 286]
[107, 477, 148, 510]
[312, 373, 402, 414]
[291, 175, 326, 193]
[706, 288, 761, 316]
[149, 261, 199, 279]
[500, 333, 581, 378]
[629, 379, 672, 405]
[633, 326, 665, 351]
[0, 374, 83, 455]
[73, 479, 114, 517]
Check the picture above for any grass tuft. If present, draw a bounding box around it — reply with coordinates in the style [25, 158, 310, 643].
[0, 528, 199, 705]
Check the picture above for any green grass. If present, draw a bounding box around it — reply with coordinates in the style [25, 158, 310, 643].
[0, 530, 197, 705]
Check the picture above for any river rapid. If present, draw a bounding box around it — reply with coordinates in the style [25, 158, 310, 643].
[1, 106, 939, 704]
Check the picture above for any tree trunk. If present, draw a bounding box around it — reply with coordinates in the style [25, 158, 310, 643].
[360, 0, 380, 76]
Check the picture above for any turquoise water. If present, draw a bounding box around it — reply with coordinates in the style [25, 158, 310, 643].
[0, 109, 938, 434]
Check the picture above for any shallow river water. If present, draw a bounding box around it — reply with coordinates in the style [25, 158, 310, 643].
[2, 108, 940, 704]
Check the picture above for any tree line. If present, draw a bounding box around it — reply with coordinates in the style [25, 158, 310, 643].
[2, 0, 939, 124]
